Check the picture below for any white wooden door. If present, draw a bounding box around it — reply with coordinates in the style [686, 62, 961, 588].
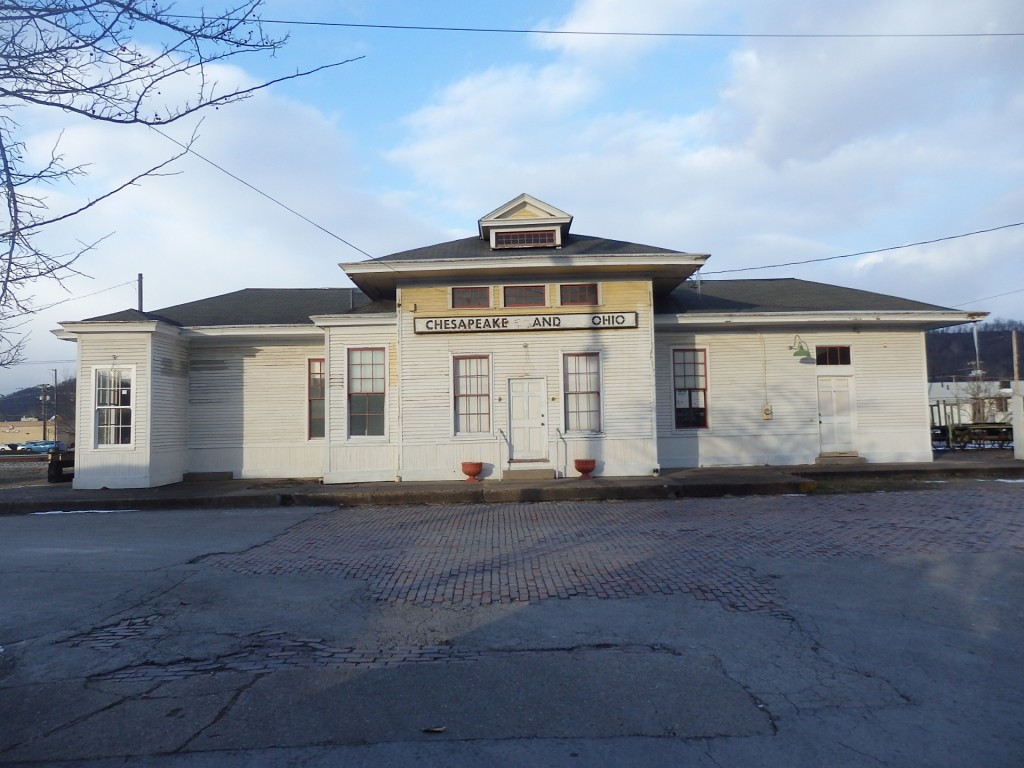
[509, 378, 547, 460]
[818, 376, 856, 454]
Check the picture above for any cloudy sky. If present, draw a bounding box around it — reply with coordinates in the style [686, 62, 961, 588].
[5, 0, 1024, 392]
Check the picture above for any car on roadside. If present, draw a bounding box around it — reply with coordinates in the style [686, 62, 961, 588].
[22, 440, 67, 454]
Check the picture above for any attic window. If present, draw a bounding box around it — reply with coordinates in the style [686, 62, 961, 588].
[494, 230, 556, 249]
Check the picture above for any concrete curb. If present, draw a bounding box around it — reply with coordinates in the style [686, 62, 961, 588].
[3, 456, 1021, 515]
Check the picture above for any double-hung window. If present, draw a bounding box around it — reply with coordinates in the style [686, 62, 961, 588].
[563, 353, 601, 432]
[308, 359, 325, 439]
[672, 349, 707, 428]
[348, 348, 385, 436]
[95, 368, 132, 445]
[453, 355, 490, 434]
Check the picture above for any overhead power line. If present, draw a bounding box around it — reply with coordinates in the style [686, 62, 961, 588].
[150, 126, 374, 259]
[702, 221, 1024, 276]
[168, 16, 1024, 39]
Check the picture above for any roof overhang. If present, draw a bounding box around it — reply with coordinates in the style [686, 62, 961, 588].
[653, 310, 987, 331]
[53, 320, 182, 340]
[342, 253, 710, 300]
[311, 314, 397, 328]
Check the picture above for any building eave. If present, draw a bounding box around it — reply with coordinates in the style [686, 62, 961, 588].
[180, 325, 326, 339]
[311, 313, 398, 328]
[653, 310, 987, 330]
[342, 253, 710, 300]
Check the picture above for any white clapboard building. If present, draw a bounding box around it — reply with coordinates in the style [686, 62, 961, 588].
[56, 194, 983, 488]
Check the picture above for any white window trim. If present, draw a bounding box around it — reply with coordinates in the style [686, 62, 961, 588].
[669, 346, 710, 432]
[91, 364, 137, 450]
[345, 345, 389, 441]
[489, 227, 561, 249]
[450, 353, 494, 438]
[307, 356, 326, 441]
[814, 344, 854, 373]
[560, 349, 605, 436]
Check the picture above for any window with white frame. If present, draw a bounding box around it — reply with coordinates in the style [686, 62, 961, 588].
[95, 368, 132, 445]
[308, 358, 325, 439]
[453, 355, 490, 434]
[672, 348, 707, 428]
[348, 348, 385, 436]
[563, 352, 601, 432]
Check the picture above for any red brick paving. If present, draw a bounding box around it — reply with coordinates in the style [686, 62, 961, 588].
[208, 484, 1024, 614]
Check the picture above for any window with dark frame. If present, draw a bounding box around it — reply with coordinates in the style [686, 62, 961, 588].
[560, 283, 598, 306]
[564, 353, 601, 432]
[452, 286, 490, 309]
[494, 230, 556, 248]
[504, 285, 546, 307]
[454, 356, 491, 434]
[816, 346, 852, 366]
[672, 349, 707, 429]
[308, 358, 325, 439]
[95, 368, 132, 445]
[348, 347, 385, 436]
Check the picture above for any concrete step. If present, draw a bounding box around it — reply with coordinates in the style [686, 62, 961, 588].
[815, 454, 868, 466]
[502, 466, 557, 481]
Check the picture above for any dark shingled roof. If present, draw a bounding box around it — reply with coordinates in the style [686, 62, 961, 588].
[86, 288, 391, 327]
[656, 279, 957, 315]
[80, 279, 958, 329]
[377, 233, 686, 261]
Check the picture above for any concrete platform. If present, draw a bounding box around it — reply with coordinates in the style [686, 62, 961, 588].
[1, 449, 1021, 515]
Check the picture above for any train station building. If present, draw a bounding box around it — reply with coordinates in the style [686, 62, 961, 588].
[56, 194, 983, 488]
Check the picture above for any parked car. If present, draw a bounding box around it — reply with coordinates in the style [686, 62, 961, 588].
[23, 440, 67, 454]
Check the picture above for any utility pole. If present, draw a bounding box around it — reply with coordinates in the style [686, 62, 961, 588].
[52, 369, 59, 443]
[39, 385, 47, 441]
[1014, 331, 1022, 461]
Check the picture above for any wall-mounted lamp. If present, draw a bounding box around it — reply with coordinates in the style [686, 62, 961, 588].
[789, 335, 812, 359]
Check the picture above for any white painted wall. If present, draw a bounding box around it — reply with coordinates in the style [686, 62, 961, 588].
[393, 293, 658, 482]
[187, 338, 325, 478]
[72, 331, 154, 489]
[655, 327, 933, 468]
[322, 323, 400, 483]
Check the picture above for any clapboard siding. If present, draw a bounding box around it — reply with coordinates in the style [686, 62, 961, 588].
[73, 333, 153, 488]
[655, 327, 933, 467]
[392, 279, 658, 478]
[323, 324, 399, 481]
[151, 334, 188, 451]
[187, 340, 325, 477]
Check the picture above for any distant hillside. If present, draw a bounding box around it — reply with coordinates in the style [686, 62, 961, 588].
[0, 380, 76, 422]
[926, 328, 1021, 382]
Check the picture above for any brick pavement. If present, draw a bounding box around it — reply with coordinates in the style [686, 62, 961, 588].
[206, 483, 1024, 614]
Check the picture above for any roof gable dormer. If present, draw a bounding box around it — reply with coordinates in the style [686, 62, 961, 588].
[478, 193, 573, 250]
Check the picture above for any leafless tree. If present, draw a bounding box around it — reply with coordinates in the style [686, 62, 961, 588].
[0, 1, 358, 366]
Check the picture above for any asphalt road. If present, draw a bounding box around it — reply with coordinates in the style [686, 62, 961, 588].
[1, 483, 1023, 767]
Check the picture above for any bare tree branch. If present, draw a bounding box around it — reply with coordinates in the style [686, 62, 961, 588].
[0, 1, 359, 367]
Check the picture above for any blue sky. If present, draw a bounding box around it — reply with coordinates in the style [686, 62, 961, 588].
[5, 0, 1024, 391]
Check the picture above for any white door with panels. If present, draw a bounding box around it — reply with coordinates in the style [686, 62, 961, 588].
[509, 377, 547, 460]
[817, 376, 856, 454]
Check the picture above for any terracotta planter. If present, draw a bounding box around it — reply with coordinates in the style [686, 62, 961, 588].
[461, 461, 484, 482]
[574, 458, 596, 479]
